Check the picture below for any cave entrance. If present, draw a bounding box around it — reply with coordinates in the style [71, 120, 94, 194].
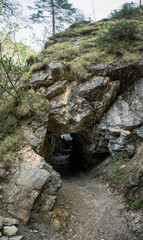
[47, 133, 110, 176]
[51, 134, 77, 176]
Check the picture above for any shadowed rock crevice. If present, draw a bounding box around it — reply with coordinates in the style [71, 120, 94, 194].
[42, 133, 110, 176]
[90, 61, 143, 91]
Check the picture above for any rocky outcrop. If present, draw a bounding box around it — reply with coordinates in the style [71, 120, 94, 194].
[90, 61, 143, 88]
[34, 73, 120, 136]
[89, 77, 143, 157]
[125, 144, 143, 205]
[27, 61, 143, 163]
[2, 147, 62, 224]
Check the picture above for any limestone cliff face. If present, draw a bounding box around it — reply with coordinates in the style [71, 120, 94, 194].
[26, 60, 143, 165]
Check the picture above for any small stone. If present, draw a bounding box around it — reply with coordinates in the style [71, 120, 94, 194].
[53, 219, 61, 231]
[0, 221, 3, 230]
[9, 236, 24, 240]
[132, 226, 138, 232]
[0, 168, 6, 178]
[0, 231, 2, 236]
[1, 218, 19, 226]
[120, 165, 126, 169]
[3, 226, 18, 237]
[33, 230, 38, 233]
[107, 188, 110, 193]
[0, 237, 8, 240]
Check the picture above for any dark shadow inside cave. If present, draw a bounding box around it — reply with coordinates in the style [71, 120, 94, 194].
[47, 133, 110, 177]
[50, 134, 77, 176]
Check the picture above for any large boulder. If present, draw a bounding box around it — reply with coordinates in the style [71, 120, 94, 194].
[46, 76, 120, 135]
[2, 147, 62, 224]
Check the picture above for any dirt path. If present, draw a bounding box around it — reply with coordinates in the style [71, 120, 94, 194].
[18, 170, 139, 240]
[52, 171, 132, 240]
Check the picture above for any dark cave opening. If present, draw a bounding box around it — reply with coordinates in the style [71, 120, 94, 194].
[51, 134, 76, 175]
[48, 133, 110, 176]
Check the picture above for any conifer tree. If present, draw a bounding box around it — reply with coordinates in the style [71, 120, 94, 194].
[29, 0, 78, 35]
[0, 0, 19, 18]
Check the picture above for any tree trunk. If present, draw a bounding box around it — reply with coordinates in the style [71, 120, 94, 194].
[140, 0, 143, 10]
[51, 0, 55, 35]
[92, 0, 96, 22]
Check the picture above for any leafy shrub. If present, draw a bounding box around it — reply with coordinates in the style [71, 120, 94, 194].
[16, 92, 49, 118]
[1, 130, 24, 153]
[130, 199, 143, 209]
[0, 98, 17, 140]
[97, 21, 139, 43]
[110, 2, 140, 19]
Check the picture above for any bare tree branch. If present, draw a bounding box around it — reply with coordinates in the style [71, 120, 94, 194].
[92, 0, 96, 22]
[0, 58, 21, 99]
[0, 83, 17, 98]
[140, 0, 143, 10]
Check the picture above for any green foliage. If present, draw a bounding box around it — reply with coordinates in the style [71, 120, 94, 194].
[0, 91, 49, 159]
[29, 62, 45, 74]
[129, 199, 143, 209]
[52, 23, 98, 38]
[112, 155, 129, 162]
[28, 0, 80, 34]
[18, 71, 32, 89]
[97, 21, 139, 43]
[16, 91, 49, 118]
[69, 20, 90, 29]
[0, 98, 17, 140]
[36, 10, 143, 81]
[0, 0, 19, 18]
[1, 130, 24, 153]
[65, 214, 69, 220]
[0, 114, 17, 138]
[110, 2, 141, 19]
[0, 97, 25, 158]
[132, 130, 137, 134]
[110, 162, 120, 169]
[15, 41, 37, 65]
[0, 24, 36, 102]
[110, 172, 121, 180]
[0, 129, 25, 163]
[44, 42, 79, 61]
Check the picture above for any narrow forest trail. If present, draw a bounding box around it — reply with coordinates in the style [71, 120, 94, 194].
[18, 169, 138, 240]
